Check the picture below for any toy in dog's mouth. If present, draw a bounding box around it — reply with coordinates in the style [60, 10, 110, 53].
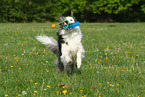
[64, 21, 80, 30]
[52, 20, 80, 30]
[52, 17, 80, 30]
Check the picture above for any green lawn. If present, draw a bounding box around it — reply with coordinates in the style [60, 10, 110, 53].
[0, 23, 145, 97]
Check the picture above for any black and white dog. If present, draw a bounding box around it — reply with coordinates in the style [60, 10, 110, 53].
[36, 15, 85, 74]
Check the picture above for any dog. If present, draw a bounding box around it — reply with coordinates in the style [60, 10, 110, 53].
[36, 15, 85, 74]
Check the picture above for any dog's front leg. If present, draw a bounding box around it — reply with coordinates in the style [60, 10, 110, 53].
[77, 51, 82, 68]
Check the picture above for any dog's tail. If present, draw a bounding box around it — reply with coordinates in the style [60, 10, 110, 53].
[36, 35, 58, 55]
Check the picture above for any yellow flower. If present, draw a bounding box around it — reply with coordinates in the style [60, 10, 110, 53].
[5, 94, 8, 97]
[62, 86, 65, 88]
[56, 91, 59, 93]
[34, 91, 37, 93]
[34, 83, 38, 85]
[46, 61, 49, 63]
[43, 89, 47, 91]
[104, 67, 107, 69]
[106, 57, 108, 60]
[84, 95, 87, 97]
[19, 67, 21, 69]
[80, 90, 83, 92]
[18, 94, 22, 96]
[99, 83, 102, 85]
[95, 59, 97, 62]
[112, 85, 114, 87]
[11, 66, 13, 68]
[30, 79, 33, 82]
[117, 84, 119, 86]
[47, 85, 50, 88]
[63, 90, 67, 94]
[69, 93, 72, 95]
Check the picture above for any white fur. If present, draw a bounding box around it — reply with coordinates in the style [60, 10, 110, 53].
[36, 16, 85, 72]
[60, 26, 85, 69]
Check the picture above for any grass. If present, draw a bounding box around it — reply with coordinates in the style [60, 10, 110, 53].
[0, 23, 145, 97]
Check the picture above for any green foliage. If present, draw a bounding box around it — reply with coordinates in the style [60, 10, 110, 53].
[0, 0, 145, 22]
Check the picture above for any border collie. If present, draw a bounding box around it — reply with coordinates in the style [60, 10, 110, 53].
[36, 15, 85, 74]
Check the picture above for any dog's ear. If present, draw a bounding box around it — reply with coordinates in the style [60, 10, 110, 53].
[57, 15, 64, 21]
[72, 16, 77, 22]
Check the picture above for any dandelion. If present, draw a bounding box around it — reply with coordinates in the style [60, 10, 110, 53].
[69, 93, 72, 95]
[80, 90, 83, 92]
[22, 91, 27, 95]
[5, 94, 8, 97]
[63, 90, 67, 94]
[112, 85, 114, 87]
[104, 67, 107, 69]
[30, 79, 33, 82]
[19, 67, 21, 69]
[34, 91, 37, 93]
[56, 91, 59, 93]
[99, 83, 102, 85]
[34, 83, 38, 85]
[46, 61, 49, 63]
[11, 66, 13, 68]
[95, 59, 97, 62]
[47, 85, 50, 88]
[84, 95, 87, 97]
[18, 94, 22, 96]
[106, 57, 108, 60]
[117, 84, 119, 86]
[62, 86, 65, 88]
[43, 89, 47, 91]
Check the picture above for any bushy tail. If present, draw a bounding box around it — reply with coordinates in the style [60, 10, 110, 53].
[36, 35, 58, 55]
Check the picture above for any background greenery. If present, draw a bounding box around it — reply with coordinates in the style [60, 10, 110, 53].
[0, 0, 145, 22]
[0, 23, 145, 97]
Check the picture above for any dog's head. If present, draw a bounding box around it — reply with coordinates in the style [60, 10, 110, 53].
[57, 15, 79, 30]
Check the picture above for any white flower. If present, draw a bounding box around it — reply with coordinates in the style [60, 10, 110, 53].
[111, 52, 113, 54]
[22, 91, 27, 95]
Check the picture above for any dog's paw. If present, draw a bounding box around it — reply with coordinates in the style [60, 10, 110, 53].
[77, 64, 81, 68]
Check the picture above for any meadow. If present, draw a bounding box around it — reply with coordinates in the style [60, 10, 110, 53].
[0, 23, 145, 97]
